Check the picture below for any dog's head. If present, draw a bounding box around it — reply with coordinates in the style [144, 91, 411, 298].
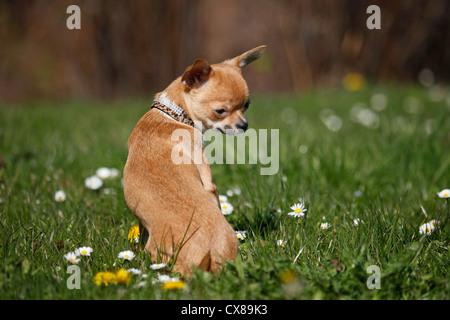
[181, 46, 266, 135]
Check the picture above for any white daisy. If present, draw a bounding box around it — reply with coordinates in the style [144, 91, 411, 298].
[150, 263, 166, 270]
[127, 268, 143, 275]
[235, 231, 247, 240]
[85, 176, 103, 190]
[109, 168, 120, 178]
[320, 222, 331, 230]
[75, 246, 93, 256]
[152, 274, 179, 284]
[135, 281, 147, 288]
[419, 222, 434, 235]
[221, 202, 234, 215]
[370, 93, 388, 111]
[96, 167, 111, 180]
[64, 252, 80, 264]
[288, 202, 307, 217]
[102, 188, 116, 195]
[118, 250, 135, 261]
[429, 219, 440, 228]
[54, 190, 66, 202]
[226, 190, 234, 197]
[437, 189, 450, 198]
[218, 195, 228, 203]
[277, 240, 287, 247]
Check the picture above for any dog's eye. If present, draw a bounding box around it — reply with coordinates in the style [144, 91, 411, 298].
[215, 109, 226, 115]
[244, 99, 250, 111]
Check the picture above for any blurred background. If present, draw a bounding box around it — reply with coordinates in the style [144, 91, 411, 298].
[0, 0, 448, 103]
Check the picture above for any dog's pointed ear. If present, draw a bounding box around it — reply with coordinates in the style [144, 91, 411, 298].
[227, 45, 266, 69]
[181, 59, 212, 88]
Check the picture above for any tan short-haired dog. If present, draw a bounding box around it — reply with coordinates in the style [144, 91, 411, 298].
[123, 46, 266, 275]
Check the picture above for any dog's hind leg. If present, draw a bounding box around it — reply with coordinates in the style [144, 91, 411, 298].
[209, 228, 238, 273]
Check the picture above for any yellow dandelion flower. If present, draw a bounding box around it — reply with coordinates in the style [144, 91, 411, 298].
[343, 73, 366, 91]
[115, 268, 132, 284]
[279, 270, 297, 284]
[128, 225, 140, 243]
[161, 280, 185, 290]
[93, 271, 117, 287]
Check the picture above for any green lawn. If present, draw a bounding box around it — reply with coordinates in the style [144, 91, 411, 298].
[0, 84, 449, 299]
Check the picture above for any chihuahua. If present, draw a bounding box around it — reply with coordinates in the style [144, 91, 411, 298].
[123, 45, 266, 275]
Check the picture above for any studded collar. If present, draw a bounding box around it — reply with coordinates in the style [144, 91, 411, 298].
[151, 99, 194, 128]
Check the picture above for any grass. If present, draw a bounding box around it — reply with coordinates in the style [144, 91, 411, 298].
[0, 83, 449, 300]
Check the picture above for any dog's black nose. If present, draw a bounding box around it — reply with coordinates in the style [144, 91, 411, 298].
[237, 121, 248, 132]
